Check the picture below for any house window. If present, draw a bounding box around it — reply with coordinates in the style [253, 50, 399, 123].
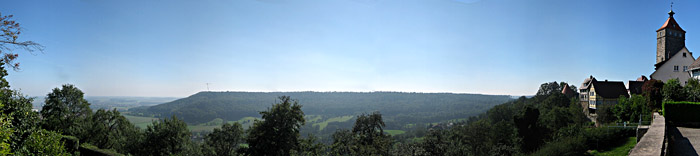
[684, 53, 687, 57]
[684, 66, 689, 71]
[675, 66, 680, 72]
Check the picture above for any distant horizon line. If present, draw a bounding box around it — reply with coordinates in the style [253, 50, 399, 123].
[47, 90, 534, 98]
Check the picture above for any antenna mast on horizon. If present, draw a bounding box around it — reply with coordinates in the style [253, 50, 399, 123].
[206, 83, 211, 91]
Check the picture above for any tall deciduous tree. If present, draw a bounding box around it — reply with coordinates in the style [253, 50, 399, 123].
[642, 79, 664, 109]
[140, 116, 192, 156]
[536, 81, 561, 96]
[204, 122, 244, 156]
[352, 112, 391, 155]
[684, 78, 700, 102]
[514, 106, 545, 153]
[0, 12, 43, 70]
[330, 129, 354, 156]
[0, 12, 64, 155]
[83, 109, 141, 154]
[40, 84, 92, 137]
[246, 96, 305, 156]
[662, 79, 684, 102]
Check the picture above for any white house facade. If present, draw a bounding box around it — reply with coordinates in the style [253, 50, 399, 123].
[651, 47, 694, 85]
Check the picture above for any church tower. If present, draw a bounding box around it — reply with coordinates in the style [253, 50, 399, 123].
[656, 10, 686, 64]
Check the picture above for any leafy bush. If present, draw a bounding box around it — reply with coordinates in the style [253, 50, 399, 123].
[663, 101, 700, 123]
[531, 136, 587, 156]
[584, 127, 635, 149]
[17, 129, 70, 156]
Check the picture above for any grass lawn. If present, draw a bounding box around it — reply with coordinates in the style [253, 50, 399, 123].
[124, 115, 159, 129]
[313, 115, 354, 131]
[588, 137, 637, 156]
[385, 130, 406, 136]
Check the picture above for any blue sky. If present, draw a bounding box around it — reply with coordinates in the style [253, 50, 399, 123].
[1, 0, 698, 97]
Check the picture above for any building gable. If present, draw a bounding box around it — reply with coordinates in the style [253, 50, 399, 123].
[651, 47, 694, 85]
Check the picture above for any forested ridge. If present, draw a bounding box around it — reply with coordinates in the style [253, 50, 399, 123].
[130, 91, 512, 128]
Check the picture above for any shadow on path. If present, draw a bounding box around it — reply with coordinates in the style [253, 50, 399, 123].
[668, 126, 699, 156]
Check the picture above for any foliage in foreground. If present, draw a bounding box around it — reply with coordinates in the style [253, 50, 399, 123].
[663, 101, 700, 123]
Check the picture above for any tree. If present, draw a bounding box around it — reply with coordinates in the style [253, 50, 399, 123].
[421, 129, 449, 156]
[293, 134, 327, 156]
[0, 103, 12, 156]
[685, 78, 700, 102]
[0, 12, 44, 70]
[40, 84, 92, 137]
[0, 13, 67, 155]
[83, 109, 141, 154]
[0, 88, 38, 150]
[536, 82, 561, 96]
[204, 122, 244, 156]
[615, 95, 649, 122]
[351, 112, 391, 155]
[662, 79, 684, 102]
[16, 129, 69, 156]
[514, 107, 545, 153]
[246, 96, 305, 156]
[330, 129, 354, 156]
[642, 79, 664, 109]
[596, 104, 616, 124]
[140, 116, 193, 156]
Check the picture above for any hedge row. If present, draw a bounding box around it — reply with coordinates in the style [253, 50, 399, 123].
[663, 101, 700, 123]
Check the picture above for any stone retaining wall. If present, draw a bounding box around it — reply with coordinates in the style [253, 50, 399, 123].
[629, 112, 666, 156]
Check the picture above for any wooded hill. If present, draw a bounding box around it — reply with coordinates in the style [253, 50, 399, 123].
[129, 91, 512, 130]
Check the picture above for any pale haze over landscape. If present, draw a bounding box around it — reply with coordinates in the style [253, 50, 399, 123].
[2, 0, 699, 97]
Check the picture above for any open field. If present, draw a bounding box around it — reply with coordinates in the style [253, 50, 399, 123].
[385, 130, 406, 136]
[188, 117, 261, 133]
[124, 115, 159, 129]
[306, 115, 322, 123]
[313, 115, 354, 131]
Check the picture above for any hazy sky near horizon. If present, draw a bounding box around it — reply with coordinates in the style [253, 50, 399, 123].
[2, 0, 699, 97]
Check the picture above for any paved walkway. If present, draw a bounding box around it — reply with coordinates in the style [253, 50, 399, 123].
[629, 113, 666, 156]
[668, 126, 700, 156]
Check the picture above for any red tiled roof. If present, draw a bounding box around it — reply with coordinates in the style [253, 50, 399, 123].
[689, 58, 700, 70]
[658, 11, 685, 32]
[561, 84, 575, 98]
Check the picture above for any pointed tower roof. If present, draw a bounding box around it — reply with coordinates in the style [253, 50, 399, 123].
[658, 10, 685, 32]
[561, 84, 575, 98]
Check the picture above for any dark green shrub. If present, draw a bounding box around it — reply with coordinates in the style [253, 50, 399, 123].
[61, 135, 79, 153]
[584, 127, 634, 149]
[531, 136, 587, 156]
[663, 101, 700, 123]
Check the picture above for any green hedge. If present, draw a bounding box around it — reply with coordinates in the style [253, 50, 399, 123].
[663, 101, 700, 122]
